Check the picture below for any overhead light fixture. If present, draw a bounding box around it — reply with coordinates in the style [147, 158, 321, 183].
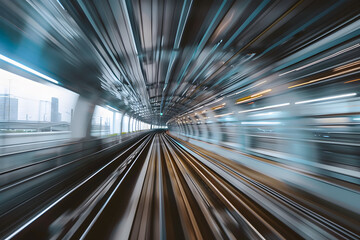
[106, 105, 118, 112]
[205, 97, 224, 106]
[333, 60, 360, 72]
[252, 111, 277, 117]
[239, 103, 290, 113]
[228, 81, 267, 97]
[241, 121, 281, 125]
[236, 94, 263, 104]
[344, 79, 360, 84]
[288, 66, 360, 89]
[211, 103, 226, 110]
[56, 0, 65, 10]
[215, 112, 234, 118]
[279, 43, 360, 76]
[295, 93, 356, 105]
[250, 89, 272, 97]
[0, 54, 59, 84]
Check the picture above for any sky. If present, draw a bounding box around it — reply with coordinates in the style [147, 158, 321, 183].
[0, 68, 78, 122]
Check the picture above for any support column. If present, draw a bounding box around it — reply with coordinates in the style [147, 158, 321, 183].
[112, 110, 116, 134]
[133, 119, 136, 131]
[197, 114, 207, 140]
[119, 112, 125, 139]
[128, 116, 132, 133]
[71, 96, 97, 139]
[206, 110, 221, 144]
[189, 116, 200, 138]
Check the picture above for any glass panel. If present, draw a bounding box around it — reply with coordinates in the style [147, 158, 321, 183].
[113, 112, 122, 134]
[122, 115, 129, 133]
[91, 106, 113, 137]
[0, 68, 78, 134]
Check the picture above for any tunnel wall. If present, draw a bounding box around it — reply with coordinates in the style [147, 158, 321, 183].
[168, 96, 360, 213]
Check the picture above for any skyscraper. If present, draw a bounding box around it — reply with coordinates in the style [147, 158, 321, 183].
[0, 94, 18, 121]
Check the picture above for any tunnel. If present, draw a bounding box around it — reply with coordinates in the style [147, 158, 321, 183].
[0, 0, 359, 239]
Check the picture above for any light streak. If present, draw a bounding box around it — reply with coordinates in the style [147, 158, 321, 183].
[0, 54, 59, 84]
[295, 93, 356, 104]
[239, 103, 290, 113]
[250, 89, 272, 97]
[279, 44, 360, 76]
[215, 112, 234, 118]
[288, 66, 360, 88]
[241, 121, 281, 125]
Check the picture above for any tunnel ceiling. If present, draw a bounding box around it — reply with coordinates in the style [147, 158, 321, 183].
[0, 0, 358, 125]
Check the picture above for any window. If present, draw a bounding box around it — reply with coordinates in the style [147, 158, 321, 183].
[0, 68, 78, 133]
[122, 115, 130, 133]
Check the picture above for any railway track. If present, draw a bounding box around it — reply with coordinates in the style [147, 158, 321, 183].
[165, 134, 360, 240]
[2, 132, 359, 240]
[0, 132, 153, 239]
